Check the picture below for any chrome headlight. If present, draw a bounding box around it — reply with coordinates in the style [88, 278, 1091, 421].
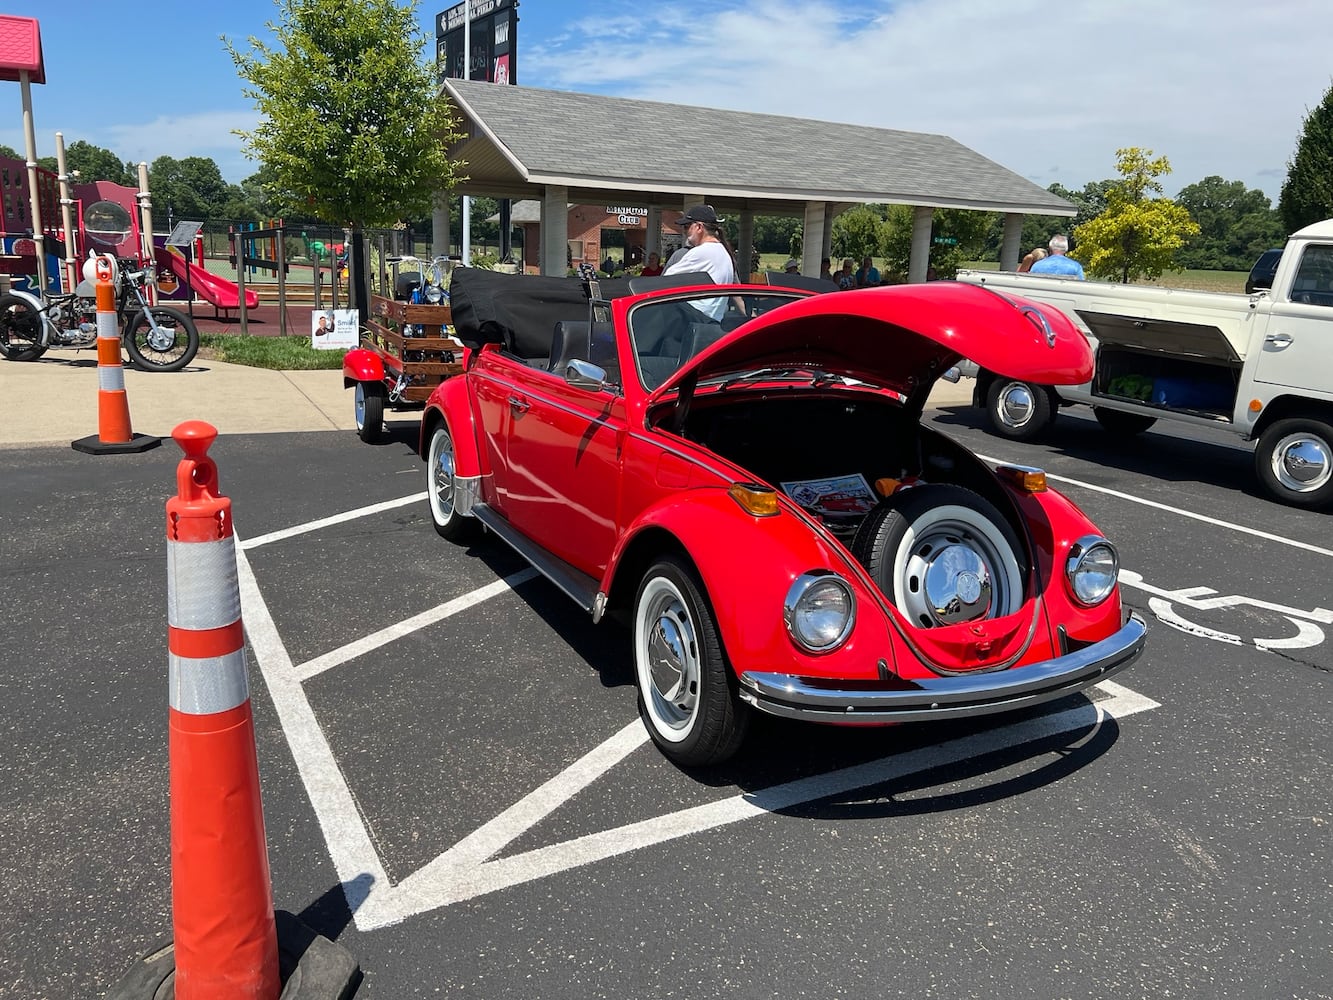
[1065, 535, 1118, 606]
[784, 572, 855, 653]
[424, 284, 443, 303]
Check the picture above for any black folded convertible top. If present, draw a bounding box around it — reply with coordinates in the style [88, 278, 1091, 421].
[447, 267, 714, 358]
[448, 268, 631, 357]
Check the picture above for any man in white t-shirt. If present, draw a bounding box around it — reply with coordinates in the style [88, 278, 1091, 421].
[663, 204, 736, 319]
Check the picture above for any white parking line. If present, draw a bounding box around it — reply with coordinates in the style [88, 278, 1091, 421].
[976, 453, 1333, 559]
[295, 569, 541, 681]
[240, 493, 428, 550]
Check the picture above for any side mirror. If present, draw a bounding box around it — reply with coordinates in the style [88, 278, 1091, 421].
[564, 358, 609, 391]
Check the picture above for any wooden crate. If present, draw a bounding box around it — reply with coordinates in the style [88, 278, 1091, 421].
[364, 295, 465, 401]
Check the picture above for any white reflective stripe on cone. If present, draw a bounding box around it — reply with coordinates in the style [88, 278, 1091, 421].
[170, 649, 250, 714]
[167, 537, 242, 630]
[97, 312, 119, 339]
[98, 366, 125, 391]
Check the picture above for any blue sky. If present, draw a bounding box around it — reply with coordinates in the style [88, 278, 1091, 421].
[1, 0, 1329, 201]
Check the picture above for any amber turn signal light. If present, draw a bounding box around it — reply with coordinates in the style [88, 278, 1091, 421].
[995, 464, 1047, 492]
[728, 482, 780, 516]
[1248, 398, 1263, 413]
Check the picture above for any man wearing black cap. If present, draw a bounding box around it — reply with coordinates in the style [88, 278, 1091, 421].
[663, 204, 736, 319]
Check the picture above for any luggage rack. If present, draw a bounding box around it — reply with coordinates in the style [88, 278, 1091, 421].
[363, 294, 465, 402]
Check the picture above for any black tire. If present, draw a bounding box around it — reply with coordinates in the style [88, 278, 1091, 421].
[123, 306, 198, 372]
[633, 556, 748, 766]
[1254, 418, 1333, 510]
[1093, 407, 1157, 436]
[851, 484, 1027, 628]
[0, 293, 47, 361]
[354, 382, 385, 444]
[425, 419, 478, 541]
[985, 377, 1055, 441]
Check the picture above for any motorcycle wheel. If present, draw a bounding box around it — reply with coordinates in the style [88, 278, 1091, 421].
[123, 306, 199, 372]
[0, 293, 49, 362]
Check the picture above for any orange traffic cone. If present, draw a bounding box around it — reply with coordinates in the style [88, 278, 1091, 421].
[165, 421, 279, 998]
[106, 423, 361, 1000]
[71, 255, 160, 454]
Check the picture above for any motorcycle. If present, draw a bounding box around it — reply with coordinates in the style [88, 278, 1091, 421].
[0, 252, 200, 373]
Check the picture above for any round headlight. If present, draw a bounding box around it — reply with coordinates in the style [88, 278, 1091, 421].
[784, 572, 855, 652]
[425, 284, 443, 303]
[1066, 535, 1118, 606]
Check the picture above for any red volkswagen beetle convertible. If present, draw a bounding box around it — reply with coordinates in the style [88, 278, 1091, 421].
[421, 269, 1146, 766]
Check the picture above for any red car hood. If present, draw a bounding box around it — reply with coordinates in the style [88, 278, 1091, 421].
[647, 281, 1092, 402]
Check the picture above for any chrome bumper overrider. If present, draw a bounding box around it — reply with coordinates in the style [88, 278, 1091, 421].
[737, 613, 1146, 723]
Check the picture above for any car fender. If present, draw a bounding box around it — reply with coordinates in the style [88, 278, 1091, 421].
[607, 489, 890, 681]
[419, 375, 482, 476]
[342, 348, 384, 387]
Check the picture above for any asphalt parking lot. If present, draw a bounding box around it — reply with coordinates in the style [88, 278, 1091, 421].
[3, 402, 1331, 999]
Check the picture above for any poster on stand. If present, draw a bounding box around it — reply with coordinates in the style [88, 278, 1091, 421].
[311, 309, 359, 349]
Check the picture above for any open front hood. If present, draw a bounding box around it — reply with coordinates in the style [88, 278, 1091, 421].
[647, 282, 1093, 403]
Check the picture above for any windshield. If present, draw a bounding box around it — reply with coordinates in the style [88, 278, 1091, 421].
[628, 290, 804, 389]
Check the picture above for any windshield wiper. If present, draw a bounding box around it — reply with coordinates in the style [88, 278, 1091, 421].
[711, 367, 850, 391]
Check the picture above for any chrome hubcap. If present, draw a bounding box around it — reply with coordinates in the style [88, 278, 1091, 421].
[1272, 432, 1332, 494]
[997, 383, 1035, 428]
[430, 430, 455, 519]
[641, 584, 699, 731]
[900, 527, 1008, 628]
[354, 384, 367, 428]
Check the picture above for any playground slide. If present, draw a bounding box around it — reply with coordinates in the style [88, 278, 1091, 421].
[155, 246, 260, 310]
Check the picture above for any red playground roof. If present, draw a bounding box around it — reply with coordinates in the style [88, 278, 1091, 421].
[0, 16, 45, 85]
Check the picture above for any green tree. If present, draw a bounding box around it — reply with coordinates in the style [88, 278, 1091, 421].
[226, 0, 466, 311]
[1278, 81, 1333, 234]
[830, 205, 885, 262]
[0, 143, 18, 159]
[752, 215, 803, 254]
[63, 140, 135, 185]
[878, 206, 992, 279]
[1176, 175, 1283, 269]
[1073, 148, 1200, 283]
[149, 155, 233, 221]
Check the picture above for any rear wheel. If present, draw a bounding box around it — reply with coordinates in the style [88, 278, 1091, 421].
[0, 294, 47, 361]
[123, 306, 198, 372]
[1254, 418, 1333, 510]
[354, 382, 385, 443]
[634, 556, 748, 766]
[426, 419, 477, 541]
[852, 484, 1026, 628]
[1093, 407, 1157, 436]
[985, 377, 1055, 441]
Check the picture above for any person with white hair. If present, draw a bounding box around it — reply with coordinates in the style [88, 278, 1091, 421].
[1029, 234, 1085, 279]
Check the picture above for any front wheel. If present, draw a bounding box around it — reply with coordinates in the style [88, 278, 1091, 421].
[633, 557, 748, 767]
[123, 306, 198, 372]
[354, 382, 385, 443]
[1254, 418, 1333, 510]
[985, 377, 1055, 441]
[0, 293, 48, 361]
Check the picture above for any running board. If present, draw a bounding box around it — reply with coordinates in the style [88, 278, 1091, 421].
[470, 503, 601, 612]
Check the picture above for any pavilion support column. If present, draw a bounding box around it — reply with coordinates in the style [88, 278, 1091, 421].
[800, 202, 826, 277]
[1000, 212, 1024, 271]
[821, 210, 833, 271]
[432, 198, 450, 257]
[646, 207, 661, 259]
[540, 185, 569, 276]
[908, 205, 933, 283]
[737, 208, 754, 280]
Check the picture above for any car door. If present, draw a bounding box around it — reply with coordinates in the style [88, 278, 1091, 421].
[1254, 241, 1333, 393]
[499, 363, 626, 577]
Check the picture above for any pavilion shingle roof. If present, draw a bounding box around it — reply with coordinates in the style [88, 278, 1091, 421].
[443, 79, 1073, 217]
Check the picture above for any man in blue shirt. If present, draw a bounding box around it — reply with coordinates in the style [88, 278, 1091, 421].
[1029, 234, 1085, 279]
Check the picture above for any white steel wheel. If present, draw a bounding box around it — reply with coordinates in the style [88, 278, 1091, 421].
[633, 557, 747, 766]
[852, 485, 1026, 629]
[1255, 418, 1333, 510]
[426, 420, 474, 541]
[985, 377, 1054, 441]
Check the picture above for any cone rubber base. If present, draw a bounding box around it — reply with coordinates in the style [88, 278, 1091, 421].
[105, 910, 362, 999]
[71, 433, 162, 455]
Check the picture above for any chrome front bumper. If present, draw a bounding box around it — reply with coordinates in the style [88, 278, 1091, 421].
[737, 613, 1146, 724]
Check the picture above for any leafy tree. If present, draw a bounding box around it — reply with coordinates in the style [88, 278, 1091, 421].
[1176, 176, 1283, 269]
[226, 0, 466, 312]
[0, 143, 18, 159]
[831, 205, 885, 262]
[63, 141, 135, 185]
[1278, 80, 1333, 233]
[879, 206, 992, 279]
[1073, 148, 1200, 283]
[149, 156, 233, 221]
[751, 215, 802, 254]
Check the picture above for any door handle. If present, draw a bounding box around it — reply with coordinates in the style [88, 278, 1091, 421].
[1264, 333, 1293, 348]
[507, 395, 529, 414]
